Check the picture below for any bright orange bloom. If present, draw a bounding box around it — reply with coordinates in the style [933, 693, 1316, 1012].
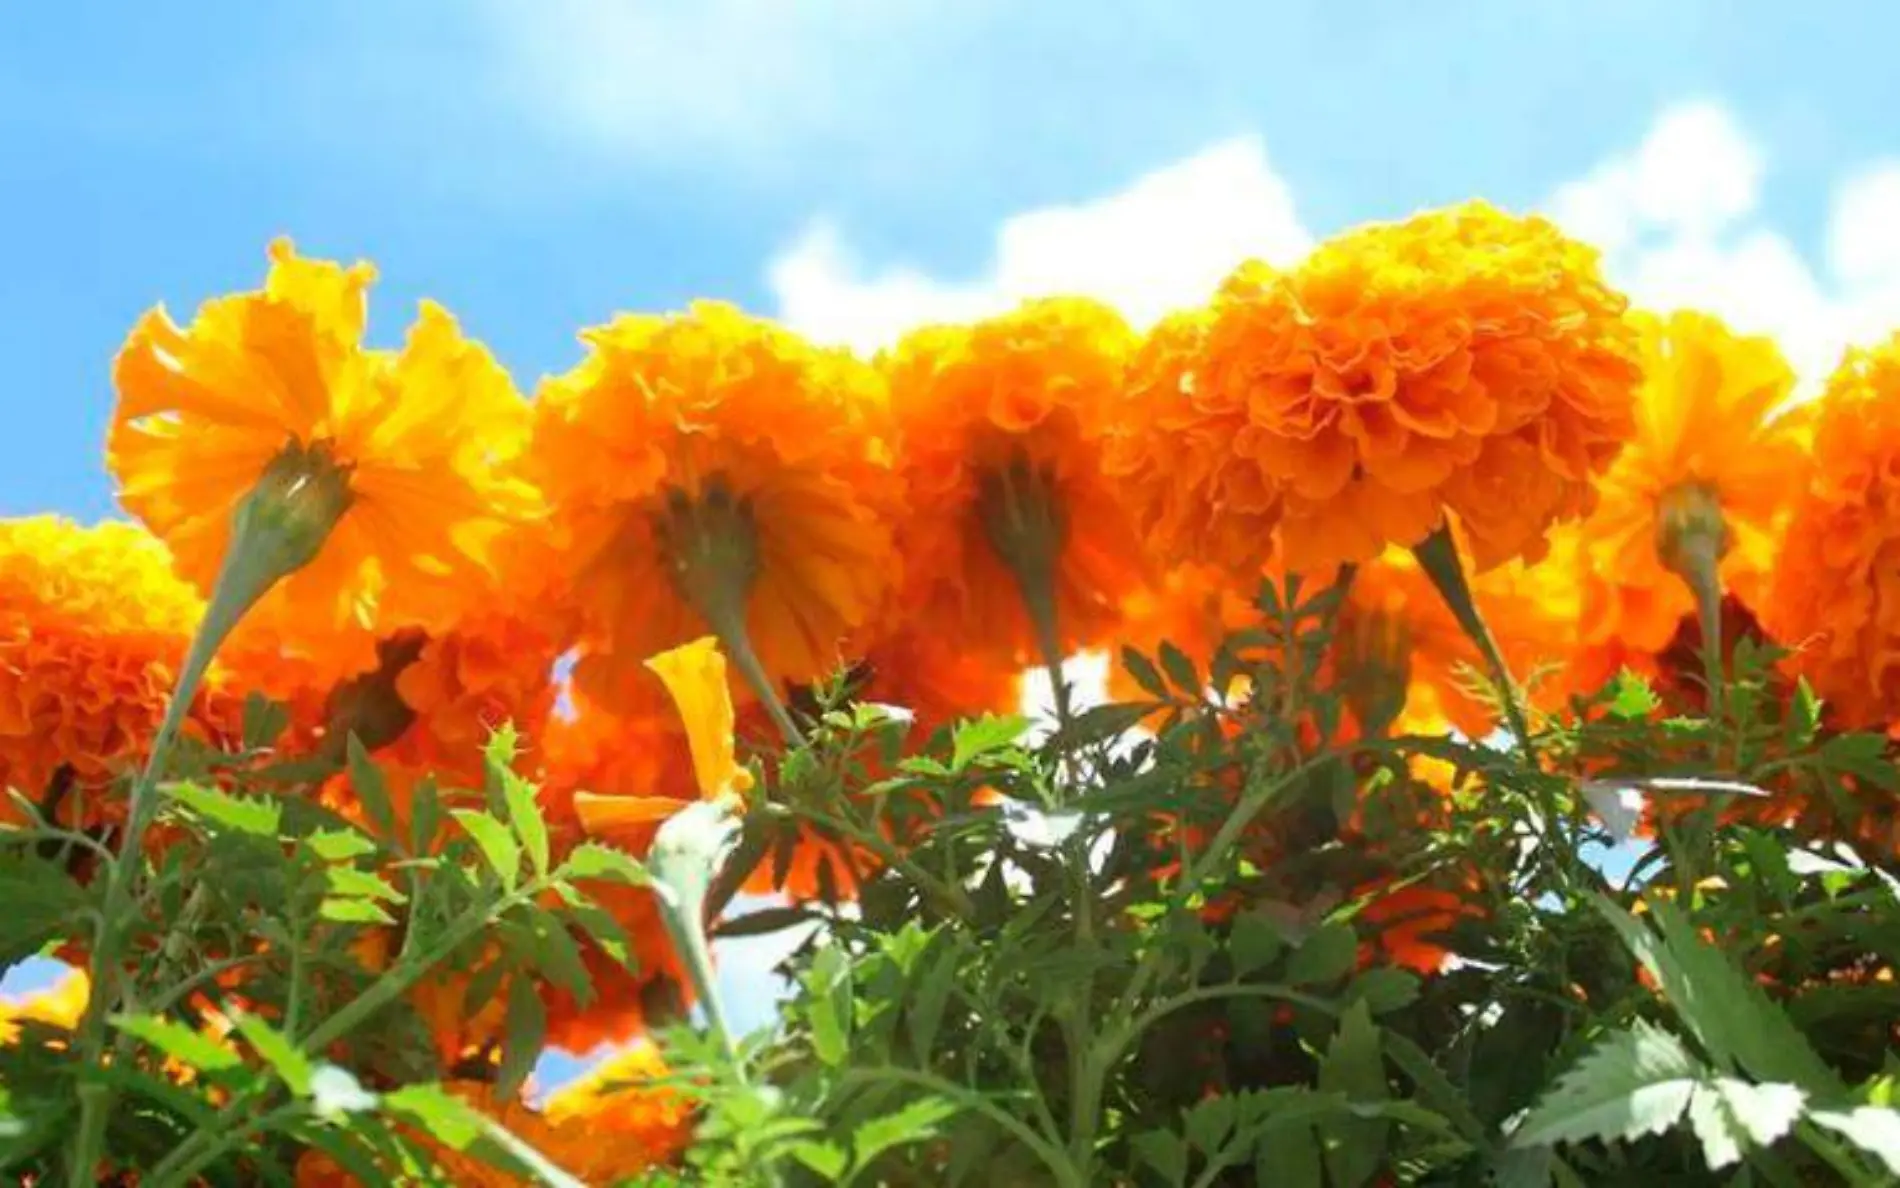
[528, 303, 899, 712]
[384, 612, 563, 787]
[1105, 562, 1255, 705]
[1576, 311, 1808, 664]
[108, 239, 537, 680]
[0, 517, 224, 820]
[1765, 332, 1900, 732]
[1356, 870, 1486, 976]
[859, 624, 1024, 740]
[884, 299, 1149, 667]
[0, 967, 90, 1043]
[1186, 203, 1640, 576]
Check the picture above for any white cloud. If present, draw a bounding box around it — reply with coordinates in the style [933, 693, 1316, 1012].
[1543, 101, 1900, 393]
[769, 136, 1312, 351]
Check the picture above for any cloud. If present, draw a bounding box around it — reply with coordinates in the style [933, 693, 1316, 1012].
[1543, 100, 1900, 392]
[769, 136, 1312, 351]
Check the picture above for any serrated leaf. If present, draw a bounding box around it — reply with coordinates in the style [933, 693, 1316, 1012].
[325, 866, 405, 902]
[1230, 910, 1286, 977]
[1809, 1106, 1900, 1174]
[950, 714, 1028, 771]
[1158, 640, 1201, 696]
[1787, 678, 1823, 745]
[1135, 1129, 1190, 1183]
[113, 1014, 241, 1074]
[384, 1083, 487, 1149]
[453, 809, 521, 892]
[304, 828, 378, 863]
[165, 782, 280, 837]
[409, 774, 441, 854]
[233, 1011, 313, 1096]
[1605, 669, 1660, 720]
[0, 854, 91, 963]
[561, 842, 648, 887]
[1185, 1092, 1240, 1152]
[494, 976, 546, 1103]
[906, 943, 958, 1063]
[319, 897, 396, 926]
[1286, 920, 1357, 986]
[1320, 1001, 1388, 1188]
[1594, 894, 1840, 1093]
[498, 766, 549, 879]
[790, 1140, 848, 1179]
[1511, 1020, 1704, 1149]
[1119, 647, 1169, 701]
[1350, 967, 1420, 1015]
[345, 735, 399, 844]
[241, 693, 291, 751]
[1687, 1079, 1805, 1169]
[850, 1097, 960, 1172]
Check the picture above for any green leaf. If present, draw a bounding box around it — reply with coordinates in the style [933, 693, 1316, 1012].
[1809, 1106, 1900, 1175]
[1286, 920, 1357, 986]
[494, 976, 546, 1103]
[1119, 647, 1169, 701]
[560, 842, 648, 887]
[453, 809, 521, 892]
[1511, 1019, 1705, 1149]
[1605, 669, 1660, 720]
[1592, 894, 1840, 1093]
[1134, 1129, 1190, 1183]
[319, 897, 396, 926]
[304, 828, 378, 863]
[805, 945, 852, 1066]
[1319, 1001, 1388, 1188]
[849, 1097, 960, 1173]
[1158, 641, 1201, 696]
[1349, 967, 1420, 1015]
[113, 1014, 241, 1074]
[790, 1140, 848, 1179]
[384, 1083, 487, 1149]
[1686, 1080, 1805, 1170]
[1230, 909, 1286, 977]
[409, 774, 442, 854]
[950, 713, 1028, 771]
[164, 782, 281, 837]
[497, 762, 550, 879]
[241, 693, 291, 751]
[906, 942, 958, 1062]
[713, 905, 818, 939]
[1185, 1092, 1240, 1152]
[325, 866, 405, 902]
[346, 734, 399, 843]
[1049, 702, 1153, 750]
[0, 854, 91, 963]
[1787, 678, 1823, 745]
[234, 1011, 314, 1096]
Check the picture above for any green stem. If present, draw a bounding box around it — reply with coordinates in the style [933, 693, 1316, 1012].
[1412, 526, 1531, 750]
[837, 1067, 1080, 1188]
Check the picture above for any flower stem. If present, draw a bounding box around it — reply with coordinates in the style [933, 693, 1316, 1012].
[1412, 526, 1532, 750]
[981, 456, 1072, 731]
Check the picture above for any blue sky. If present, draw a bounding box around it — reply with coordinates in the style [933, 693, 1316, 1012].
[6, 1, 1900, 519]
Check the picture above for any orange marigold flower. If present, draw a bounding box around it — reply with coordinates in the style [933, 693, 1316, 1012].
[884, 298, 1149, 669]
[859, 624, 1024, 740]
[1576, 310, 1808, 664]
[1765, 332, 1900, 733]
[383, 612, 563, 786]
[528, 303, 898, 716]
[0, 517, 223, 820]
[108, 239, 537, 680]
[540, 1039, 693, 1166]
[1356, 869, 1486, 976]
[1187, 203, 1641, 576]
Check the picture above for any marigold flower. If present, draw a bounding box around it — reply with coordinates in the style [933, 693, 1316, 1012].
[540, 1039, 693, 1164]
[884, 299, 1149, 674]
[108, 239, 537, 679]
[1576, 310, 1807, 668]
[1184, 203, 1640, 576]
[1765, 332, 1900, 733]
[529, 303, 898, 731]
[1105, 562, 1255, 705]
[0, 517, 224, 820]
[859, 625, 1024, 740]
[383, 612, 563, 787]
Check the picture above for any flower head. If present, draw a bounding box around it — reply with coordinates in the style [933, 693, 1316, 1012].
[884, 298, 1148, 668]
[540, 1038, 693, 1164]
[108, 239, 537, 678]
[1576, 310, 1808, 660]
[529, 303, 898, 716]
[0, 518, 220, 819]
[1183, 203, 1640, 575]
[1764, 333, 1900, 732]
[859, 625, 1024, 740]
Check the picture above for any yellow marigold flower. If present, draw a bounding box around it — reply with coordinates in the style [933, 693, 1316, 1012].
[108, 239, 537, 679]
[1764, 332, 1900, 732]
[1187, 203, 1641, 576]
[885, 298, 1149, 672]
[0, 968, 90, 1043]
[529, 303, 898, 730]
[1575, 310, 1808, 662]
[0, 517, 219, 817]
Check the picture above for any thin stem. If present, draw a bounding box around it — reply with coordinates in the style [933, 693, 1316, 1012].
[1412, 526, 1532, 750]
[837, 1067, 1080, 1188]
[145, 1100, 306, 1188]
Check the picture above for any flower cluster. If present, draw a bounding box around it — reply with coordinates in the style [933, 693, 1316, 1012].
[18, 198, 1900, 1179]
